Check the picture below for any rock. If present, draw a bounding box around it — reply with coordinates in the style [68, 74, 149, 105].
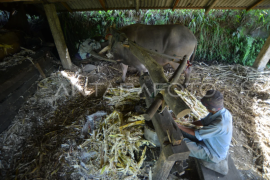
[83, 64, 97, 72]
[199, 153, 229, 175]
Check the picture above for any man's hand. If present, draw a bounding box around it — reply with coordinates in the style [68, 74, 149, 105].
[177, 124, 196, 136]
[192, 120, 203, 126]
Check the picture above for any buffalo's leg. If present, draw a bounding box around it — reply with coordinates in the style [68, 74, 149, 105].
[183, 66, 192, 88]
[120, 63, 128, 82]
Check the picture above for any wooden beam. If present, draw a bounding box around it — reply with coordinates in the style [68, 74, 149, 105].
[195, 155, 242, 180]
[135, 0, 139, 12]
[172, 0, 180, 11]
[34, 62, 46, 78]
[9, 0, 36, 1]
[0, 0, 35, 2]
[58, 6, 269, 12]
[246, 0, 265, 11]
[98, 0, 107, 11]
[253, 35, 270, 71]
[2, 0, 65, 2]
[205, 0, 219, 14]
[43, 3, 73, 70]
[61, 2, 73, 12]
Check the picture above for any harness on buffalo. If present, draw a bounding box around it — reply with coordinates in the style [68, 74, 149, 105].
[186, 60, 192, 71]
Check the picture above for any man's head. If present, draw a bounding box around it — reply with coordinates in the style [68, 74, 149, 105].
[201, 90, 224, 113]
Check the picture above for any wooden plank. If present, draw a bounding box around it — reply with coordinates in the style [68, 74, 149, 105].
[152, 151, 175, 180]
[195, 155, 242, 180]
[205, 0, 219, 15]
[0, 72, 39, 133]
[0, 48, 53, 101]
[0, 54, 55, 133]
[90, 50, 117, 63]
[247, 0, 265, 11]
[43, 3, 73, 70]
[34, 62, 46, 78]
[98, 0, 107, 11]
[172, 0, 180, 11]
[253, 34, 270, 71]
[61, 2, 73, 12]
[0, 50, 55, 133]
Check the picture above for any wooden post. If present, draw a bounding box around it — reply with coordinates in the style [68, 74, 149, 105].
[253, 35, 270, 71]
[43, 3, 73, 70]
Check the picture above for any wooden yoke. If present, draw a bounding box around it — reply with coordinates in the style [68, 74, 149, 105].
[109, 27, 191, 119]
[143, 55, 189, 120]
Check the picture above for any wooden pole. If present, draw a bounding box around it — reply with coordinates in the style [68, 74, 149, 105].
[143, 93, 163, 120]
[253, 35, 270, 71]
[43, 3, 73, 70]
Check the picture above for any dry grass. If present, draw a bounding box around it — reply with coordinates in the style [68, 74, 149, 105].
[0, 61, 269, 179]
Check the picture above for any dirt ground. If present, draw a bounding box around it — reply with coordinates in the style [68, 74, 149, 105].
[0, 60, 269, 179]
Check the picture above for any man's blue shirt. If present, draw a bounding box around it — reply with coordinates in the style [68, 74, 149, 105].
[194, 108, 232, 161]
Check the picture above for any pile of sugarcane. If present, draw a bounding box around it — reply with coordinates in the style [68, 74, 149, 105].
[175, 89, 208, 121]
[79, 110, 154, 179]
[103, 88, 142, 108]
[77, 87, 155, 179]
[173, 89, 208, 129]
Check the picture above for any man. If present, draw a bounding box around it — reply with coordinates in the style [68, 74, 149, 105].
[177, 90, 232, 164]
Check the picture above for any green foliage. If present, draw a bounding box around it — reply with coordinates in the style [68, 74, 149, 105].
[59, 9, 270, 66]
